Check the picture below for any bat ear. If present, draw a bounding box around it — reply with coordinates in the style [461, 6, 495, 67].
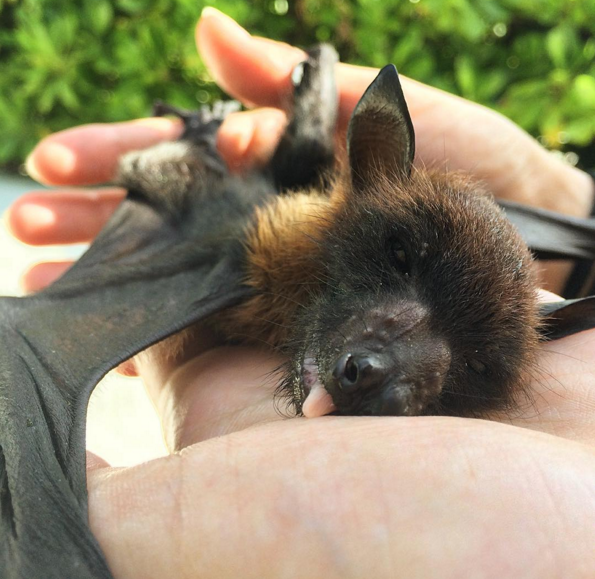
[347, 64, 415, 188]
[539, 296, 595, 340]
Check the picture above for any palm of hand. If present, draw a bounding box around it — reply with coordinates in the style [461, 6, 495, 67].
[8, 9, 595, 578]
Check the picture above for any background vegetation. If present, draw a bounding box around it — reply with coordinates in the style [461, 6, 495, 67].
[1, 0, 594, 172]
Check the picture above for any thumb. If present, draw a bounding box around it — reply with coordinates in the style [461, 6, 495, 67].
[87, 450, 111, 471]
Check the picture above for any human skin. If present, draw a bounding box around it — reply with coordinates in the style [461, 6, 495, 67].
[7, 9, 595, 579]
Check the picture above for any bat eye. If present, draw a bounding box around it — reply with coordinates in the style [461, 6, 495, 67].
[388, 238, 409, 276]
[467, 359, 487, 374]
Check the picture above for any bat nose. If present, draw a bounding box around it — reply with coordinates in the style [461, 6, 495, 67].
[332, 353, 386, 393]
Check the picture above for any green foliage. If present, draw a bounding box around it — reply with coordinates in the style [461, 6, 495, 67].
[1, 0, 594, 170]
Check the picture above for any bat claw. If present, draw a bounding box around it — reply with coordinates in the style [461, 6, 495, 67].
[152, 100, 189, 119]
[152, 100, 241, 123]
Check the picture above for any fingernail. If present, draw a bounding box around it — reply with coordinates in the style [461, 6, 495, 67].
[25, 151, 43, 182]
[26, 142, 77, 184]
[17, 203, 56, 230]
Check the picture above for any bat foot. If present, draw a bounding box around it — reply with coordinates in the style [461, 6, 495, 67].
[152, 100, 240, 123]
[152, 100, 241, 145]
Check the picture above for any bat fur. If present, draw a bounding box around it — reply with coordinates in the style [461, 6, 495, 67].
[2, 42, 595, 578]
[121, 46, 539, 418]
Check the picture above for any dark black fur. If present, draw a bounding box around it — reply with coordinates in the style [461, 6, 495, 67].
[1, 44, 595, 578]
[281, 170, 539, 418]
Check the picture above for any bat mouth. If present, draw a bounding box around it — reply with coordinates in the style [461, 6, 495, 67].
[300, 354, 337, 418]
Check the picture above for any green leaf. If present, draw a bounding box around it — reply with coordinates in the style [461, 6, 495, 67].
[57, 82, 80, 110]
[546, 24, 580, 68]
[571, 74, 595, 108]
[1, 0, 594, 169]
[476, 70, 507, 101]
[88, 2, 114, 35]
[115, 0, 148, 15]
[454, 55, 476, 97]
[391, 30, 422, 65]
[564, 118, 595, 146]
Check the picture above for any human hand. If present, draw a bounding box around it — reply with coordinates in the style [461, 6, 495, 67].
[87, 301, 595, 578]
[7, 8, 595, 578]
[11, 10, 593, 294]
[86, 304, 595, 579]
[86, 410, 595, 578]
[86, 302, 595, 579]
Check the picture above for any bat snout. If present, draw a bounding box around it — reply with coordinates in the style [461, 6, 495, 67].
[326, 303, 452, 416]
[328, 345, 450, 416]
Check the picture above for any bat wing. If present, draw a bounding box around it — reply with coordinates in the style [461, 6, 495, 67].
[0, 45, 338, 578]
[498, 198, 595, 338]
[538, 296, 595, 340]
[498, 199, 595, 260]
[0, 133, 256, 578]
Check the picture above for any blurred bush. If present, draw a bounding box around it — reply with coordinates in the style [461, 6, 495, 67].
[1, 0, 594, 171]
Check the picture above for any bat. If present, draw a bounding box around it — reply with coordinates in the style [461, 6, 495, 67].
[1, 44, 595, 578]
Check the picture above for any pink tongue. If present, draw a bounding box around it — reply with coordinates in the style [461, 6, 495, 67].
[302, 385, 336, 418]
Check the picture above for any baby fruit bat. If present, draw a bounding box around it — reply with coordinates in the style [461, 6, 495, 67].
[2, 44, 595, 578]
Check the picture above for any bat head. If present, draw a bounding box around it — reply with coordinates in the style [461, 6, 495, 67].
[287, 66, 540, 418]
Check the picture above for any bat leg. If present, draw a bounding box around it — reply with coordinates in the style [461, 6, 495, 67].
[270, 44, 339, 192]
[539, 296, 595, 340]
[118, 100, 247, 201]
[153, 99, 241, 152]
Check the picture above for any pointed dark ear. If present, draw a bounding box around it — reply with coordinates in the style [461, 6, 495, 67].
[539, 297, 595, 340]
[347, 64, 415, 188]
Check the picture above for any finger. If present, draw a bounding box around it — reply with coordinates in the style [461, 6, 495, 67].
[197, 8, 460, 132]
[26, 118, 182, 186]
[197, 8, 306, 110]
[537, 289, 564, 303]
[134, 341, 284, 451]
[158, 346, 284, 450]
[195, 8, 494, 177]
[21, 261, 73, 293]
[513, 328, 595, 445]
[86, 450, 111, 471]
[88, 418, 595, 579]
[115, 359, 139, 378]
[217, 108, 287, 171]
[7, 188, 124, 245]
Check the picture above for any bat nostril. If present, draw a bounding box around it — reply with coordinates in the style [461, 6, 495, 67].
[332, 353, 384, 393]
[344, 355, 360, 385]
[333, 353, 359, 392]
